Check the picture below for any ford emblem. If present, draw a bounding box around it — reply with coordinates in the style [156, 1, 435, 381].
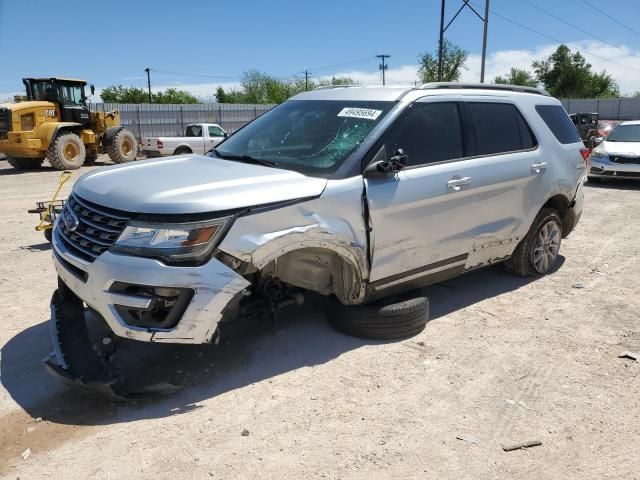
[62, 210, 79, 232]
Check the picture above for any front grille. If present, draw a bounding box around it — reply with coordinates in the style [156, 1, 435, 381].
[56, 194, 131, 262]
[610, 156, 640, 164]
[0, 107, 10, 139]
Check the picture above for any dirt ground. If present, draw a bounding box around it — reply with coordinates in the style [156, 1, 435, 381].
[0, 156, 639, 480]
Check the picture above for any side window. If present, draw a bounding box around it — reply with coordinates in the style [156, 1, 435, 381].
[468, 102, 536, 156]
[387, 102, 464, 166]
[186, 125, 203, 137]
[208, 126, 224, 137]
[535, 105, 582, 144]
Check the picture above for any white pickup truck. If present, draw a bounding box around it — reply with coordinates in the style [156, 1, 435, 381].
[141, 123, 228, 156]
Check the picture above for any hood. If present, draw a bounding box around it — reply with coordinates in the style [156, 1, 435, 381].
[598, 140, 640, 156]
[74, 155, 328, 214]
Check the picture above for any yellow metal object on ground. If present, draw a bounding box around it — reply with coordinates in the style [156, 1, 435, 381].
[35, 171, 72, 232]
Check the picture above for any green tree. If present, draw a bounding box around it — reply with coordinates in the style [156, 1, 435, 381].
[418, 39, 468, 83]
[100, 85, 149, 103]
[153, 88, 198, 104]
[532, 45, 619, 98]
[100, 85, 199, 103]
[494, 68, 538, 87]
[215, 72, 357, 104]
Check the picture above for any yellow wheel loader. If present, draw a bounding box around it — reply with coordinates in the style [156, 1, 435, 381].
[0, 77, 137, 170]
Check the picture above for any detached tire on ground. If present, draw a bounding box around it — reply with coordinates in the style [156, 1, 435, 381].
[505, 208, 562, 277]
[107, 129, 137, 164]
[327, 294, 429, 340]
[46, 133, 86, 170]
[6, 156, 44, 170]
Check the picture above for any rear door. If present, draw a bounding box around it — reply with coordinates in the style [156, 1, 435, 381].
[365, 97, 542, 292]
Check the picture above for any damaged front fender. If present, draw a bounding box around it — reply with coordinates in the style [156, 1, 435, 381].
[218, 177, 369, 305]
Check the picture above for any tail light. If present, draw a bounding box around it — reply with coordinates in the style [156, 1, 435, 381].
[157, 140, 163, 149]
[580, 148, 591, 169]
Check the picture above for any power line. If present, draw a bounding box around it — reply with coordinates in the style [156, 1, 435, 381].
[469, 1, 640, 74]
[578, 0, 640, 39]
[151, 69, 239, 80]
[518, 0, 640, 59]
[308, 56, 377, 73]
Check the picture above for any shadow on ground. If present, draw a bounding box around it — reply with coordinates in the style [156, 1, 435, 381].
[1, 262, 548, 427]
[584, 178, 640, 191]
[20, 242, 51, 252]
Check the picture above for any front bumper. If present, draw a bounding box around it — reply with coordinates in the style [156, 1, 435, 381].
[51, 227, 251, 344]
[589, 156, 640, 179]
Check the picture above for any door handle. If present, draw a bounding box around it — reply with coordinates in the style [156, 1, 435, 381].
[447, 176, 472, 191]
[531, 162, 548, 174]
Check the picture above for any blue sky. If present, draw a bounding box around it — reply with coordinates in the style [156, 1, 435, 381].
[1, 0, 640, 98]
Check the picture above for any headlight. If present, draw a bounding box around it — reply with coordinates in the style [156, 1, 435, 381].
[112, 216, 233, 265]
[20, 113, 35, 131]
[590, 149, 608, 158]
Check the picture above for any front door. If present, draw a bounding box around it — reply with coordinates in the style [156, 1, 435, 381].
[365, 98, 541, 294]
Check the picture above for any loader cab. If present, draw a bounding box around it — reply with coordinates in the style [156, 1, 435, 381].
[23, 77, 91, 127]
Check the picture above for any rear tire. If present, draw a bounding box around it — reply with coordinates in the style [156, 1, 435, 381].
[327, 294, 429, 340]
[505, 208, 562, 277]
[6, 156, 44, 170]
[174, 146, 192, 155]
[107, 129, 137, 164]
[44, 228, 53, 242]
[46, 133, 85, 170]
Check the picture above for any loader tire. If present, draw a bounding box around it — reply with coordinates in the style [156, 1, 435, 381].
[107, 129, 137, 163]
[6, 156, 44, 170]
[46, 133, 86, 170]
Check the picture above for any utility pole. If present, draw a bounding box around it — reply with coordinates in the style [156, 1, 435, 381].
[144, 67, 152, 103]
[438, 0, 446, 82]
[304, 70, 310, 91]
[480, 0, 490, 83]
[377, 54, 390, 86]
[437, 0, 490, 83]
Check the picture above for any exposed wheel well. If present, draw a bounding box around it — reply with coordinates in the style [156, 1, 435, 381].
[541, 194, 573, 237]
[261, 247, 365, 306]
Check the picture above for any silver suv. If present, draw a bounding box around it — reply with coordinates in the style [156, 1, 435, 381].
[48, 83, 587, 395]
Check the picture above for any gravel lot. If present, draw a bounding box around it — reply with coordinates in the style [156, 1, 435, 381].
[1, 156, 639, 480]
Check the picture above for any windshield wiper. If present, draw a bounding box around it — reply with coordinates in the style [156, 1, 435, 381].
[213, 149, 278, 167]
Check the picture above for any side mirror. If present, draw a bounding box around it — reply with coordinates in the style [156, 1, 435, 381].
[90, 84, 95, 96]
[364, 149, 408, 177]
[224, 132, 229, 138]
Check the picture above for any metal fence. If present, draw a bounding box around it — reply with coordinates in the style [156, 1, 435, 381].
[90, 97, 640, 141]
[560, 97, 640, 120]
[91, 103, 275, 139]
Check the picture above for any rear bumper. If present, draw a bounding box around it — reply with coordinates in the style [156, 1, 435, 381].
[141, 149, 162, 157]
[569, 181, 584, 233]
[51, 226, 251, 344]
[0, 137, 44, 158]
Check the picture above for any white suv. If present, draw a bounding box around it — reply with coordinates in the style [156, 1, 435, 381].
[48, 83, 587, 396]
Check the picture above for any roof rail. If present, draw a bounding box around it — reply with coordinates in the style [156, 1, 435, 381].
[417, 82, 550, 96]
[313, 85, 359, 91]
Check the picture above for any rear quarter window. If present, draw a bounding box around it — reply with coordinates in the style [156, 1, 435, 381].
[468, 102, 536, 156]
[535, 105, 582, 144]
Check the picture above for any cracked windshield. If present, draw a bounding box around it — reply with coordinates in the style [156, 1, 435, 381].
[212, 100, 394, 175]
